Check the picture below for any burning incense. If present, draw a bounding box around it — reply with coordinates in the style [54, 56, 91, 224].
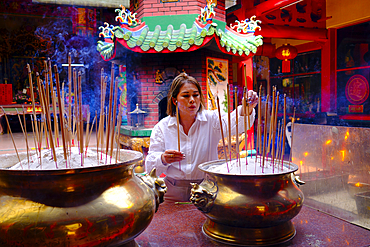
[39, 78, 57, 166]
[78, 72, 84, 159]
[27, 64, 39, 147]
[1, 107, 20, 163]
[43, 62, 50, 111]
[22, 106, 30, 169]
[272, 91, 279, 167]
[73, 68, 78, 144]
[289, 108, 296, 169]
[281, 94, 287, 169]
[227, 84, 232, 161]
[267, 87, 275, 157]
[54, 65, 68, 162]
[176, 102, 181, 171]
[234, 87, 239, 168]
[86, 115, 96, 155]
[106, 63, 115, 160]
[109, 77, 119, 158]
[243, 87, 248, 166]
[256, 85, 262, 163]
[36, 73, 49, 150]
[115, 107, 123, 163]
[52, 90, 59, 147]
[68, 53, 72, 133]
[262, 94, 269, 172]
[216, 96, 229, 171]
[85, 111, 91, 151]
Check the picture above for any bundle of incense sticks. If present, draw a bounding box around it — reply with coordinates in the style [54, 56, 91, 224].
[7, 59, 122, 170]
[251, 87, 292, 173]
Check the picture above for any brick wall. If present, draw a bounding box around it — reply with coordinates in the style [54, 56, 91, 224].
[126, 50, 233, 128]
[133, 0, 225, 22]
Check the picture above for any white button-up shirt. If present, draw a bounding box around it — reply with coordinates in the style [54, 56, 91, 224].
[145, 106, 255, 180]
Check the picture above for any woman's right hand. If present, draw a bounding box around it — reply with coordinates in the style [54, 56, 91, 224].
[161, 150, 185, 165]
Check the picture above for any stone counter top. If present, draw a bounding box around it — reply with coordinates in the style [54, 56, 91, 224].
[136, 202, 370, 247]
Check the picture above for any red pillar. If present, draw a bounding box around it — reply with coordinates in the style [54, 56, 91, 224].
[321, 28, 337, 112]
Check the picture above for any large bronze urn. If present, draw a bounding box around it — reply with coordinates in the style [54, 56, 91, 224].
[0, 150, 166, 247]
[190, 158, 304, 246]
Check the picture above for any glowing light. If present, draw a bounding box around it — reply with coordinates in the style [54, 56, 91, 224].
[299, 160, 303, 165]
[304, 152, 308, 157]
[355, 182, 362, 187]
[26, 106, 42, 113]
[345, 130, 349, 140]
[340, 150, 345, 161]
[256, 206, 265, 212]
[65, 186, 75, 192]
[331, 157, 334, 160]
[326, 140, 332, 145]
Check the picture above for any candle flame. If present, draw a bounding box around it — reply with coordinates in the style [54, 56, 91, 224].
[355, 182, 362, 187]
[299, 160, 303, 165]
[326, 140, 332, 145]
[331, 157, 334, 160]
[340, 150, 345, 161]
[304, 152, 308, 157]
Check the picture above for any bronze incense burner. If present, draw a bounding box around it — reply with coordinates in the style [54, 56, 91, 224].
[0, 149, 166, 247]
[190, 158, 304, 246]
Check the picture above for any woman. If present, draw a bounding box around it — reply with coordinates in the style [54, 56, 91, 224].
[146, 73, 258, 202]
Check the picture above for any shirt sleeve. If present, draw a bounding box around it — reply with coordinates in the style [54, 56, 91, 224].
[145, 124, 167, 175]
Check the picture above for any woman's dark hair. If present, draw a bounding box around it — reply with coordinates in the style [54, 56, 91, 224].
[167, 72, 205, 116]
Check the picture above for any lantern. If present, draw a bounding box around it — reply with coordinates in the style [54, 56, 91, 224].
[275, 44, 298, 73]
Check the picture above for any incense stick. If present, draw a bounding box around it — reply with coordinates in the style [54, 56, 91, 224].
[1, 107, 20, 163]
[22, 106, 30, 169]
[39, 78, 57, 167]
[227, 84, 232, 161]
[68, 53, 72, 133]
[109, 77, 119, 159]
[243, 87, 248, 166]
[27, 64, 39, 148]
[73, 68, 78, 144]
[54, 65, 68, 163]
[216, 96, 229, 171]
[281, 94, 287, 169]
[262, 94, 269, 172]
[85, 111, 91, 152]
[289, 108, 296, 169]
[86, 115, 96, 156]
[176, 102, 181, 171]
[115, 107, 123, 163]
[106, 63, 115, 162]
[256, 85, 262, 164]
[272, 91, 279, 169]
[52, 90, 59, 147]
[78, 71, 84, 166]
[234, 87, 240, 170]
[267, 87, 275, 157]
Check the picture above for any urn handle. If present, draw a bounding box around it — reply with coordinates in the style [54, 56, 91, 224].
[190, 180, 217, 213]
[138, 168, 167, 212]
[293, 173, 305, 187]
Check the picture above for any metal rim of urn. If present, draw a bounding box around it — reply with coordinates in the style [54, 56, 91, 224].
[190, 158, 305, 246]
[0, 149, 167, 247]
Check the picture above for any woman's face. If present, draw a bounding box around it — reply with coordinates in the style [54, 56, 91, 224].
[174, 82, 201, 118]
